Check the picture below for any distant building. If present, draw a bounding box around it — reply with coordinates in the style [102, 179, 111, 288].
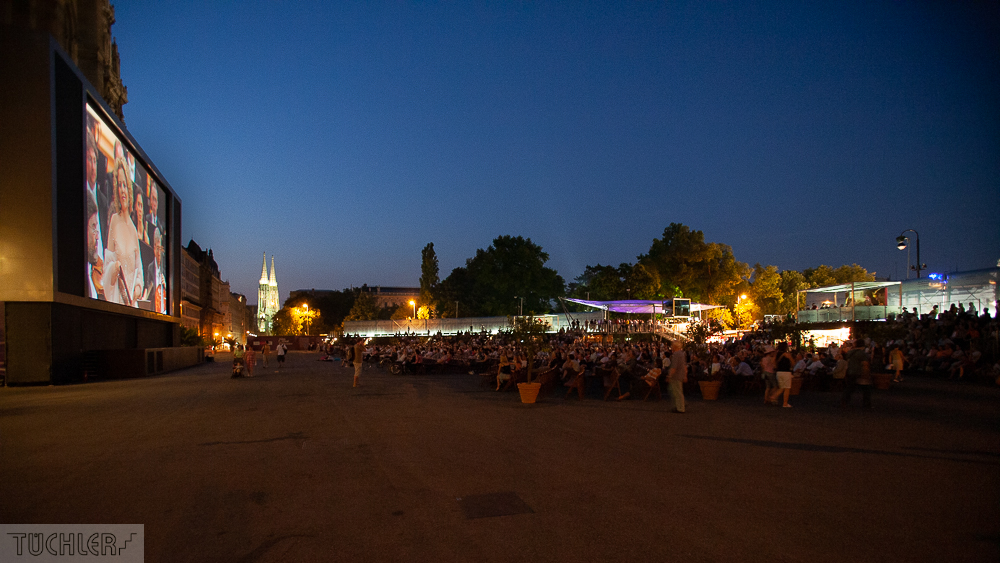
[363, 286, 421, 309]
[182, 240, 226, 341]
[2, 0, 128, 119]
[256, 254, 279, 334]
[226, 292, 249, 345]
[290, 286, 421, 311]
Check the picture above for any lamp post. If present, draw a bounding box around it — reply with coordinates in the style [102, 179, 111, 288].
[409, 300, 416, 319]
[737, 294, 748, 334]
[514, 296, 523, 316]
[302, 303, 310, 335]
[896, 229, 923, 279]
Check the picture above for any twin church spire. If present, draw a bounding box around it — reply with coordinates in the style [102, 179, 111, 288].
[257, 253, 279, 334]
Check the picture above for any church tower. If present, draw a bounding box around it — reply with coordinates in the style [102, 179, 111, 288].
[257, 253, 279, 334]
[267, 256, 280, 325]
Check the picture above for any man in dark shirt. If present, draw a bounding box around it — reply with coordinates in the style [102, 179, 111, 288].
[668, 341, 687, 413]
[842, 339, 872, 409]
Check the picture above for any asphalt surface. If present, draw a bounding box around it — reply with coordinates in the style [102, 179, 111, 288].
[1, 351, 998, 562]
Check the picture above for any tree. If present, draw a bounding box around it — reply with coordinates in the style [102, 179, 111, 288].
[420, 242, 440, 307]
[623, 262, 662, 299]
[639, 223, 713, 300]
[778, 270, 810, 315]
[803, 265, 837, 288]
[439, 235, 565, 317]
[833, 264, 875, 284]
[271, 307, 297, 335]
[750, 264, 784, 316]
[570, 264, 625, 301]
[705, 307, 734, 330]
[638, 223, 749, 304]
[284, 290, 355, 334]
[345, 292, 381, 321]
[569, 261, 662, 303]
[510, 315, 549, 384]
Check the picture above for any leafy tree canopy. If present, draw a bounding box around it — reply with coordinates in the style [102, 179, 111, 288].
[638, 223, 750, 304]
[438, 235, 565, 317]
[345, 292, 381, 322]
[420, 242, 439, 306]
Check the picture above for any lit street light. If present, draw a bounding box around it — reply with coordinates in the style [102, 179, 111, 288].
[410, 300, 416, 319]
[896, 229, 924, 279]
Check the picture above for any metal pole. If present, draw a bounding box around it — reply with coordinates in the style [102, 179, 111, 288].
[906, 242, 911, 280]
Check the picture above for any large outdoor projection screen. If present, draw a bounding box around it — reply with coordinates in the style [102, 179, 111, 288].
[84, 103, 169, 314]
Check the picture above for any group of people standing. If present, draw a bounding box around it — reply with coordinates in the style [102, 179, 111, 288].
[231, 341, 287, 378]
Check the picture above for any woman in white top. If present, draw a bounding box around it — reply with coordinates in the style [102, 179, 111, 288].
[102, 157, 143, 306]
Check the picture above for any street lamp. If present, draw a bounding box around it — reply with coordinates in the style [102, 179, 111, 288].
[896, 229, 924, 279]
[409, 300, 416, 319]
[514, 296, 523, 316]
[301, 303, 310, 335]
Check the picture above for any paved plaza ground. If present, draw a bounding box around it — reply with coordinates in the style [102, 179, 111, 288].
[2, 351, 998, 562]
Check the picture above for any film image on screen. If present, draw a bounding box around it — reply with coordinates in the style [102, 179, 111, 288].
[84, 103, 168, 314]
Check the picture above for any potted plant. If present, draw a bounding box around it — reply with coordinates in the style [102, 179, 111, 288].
[510, 315, 548, 404]
[686, 322, 722, 400]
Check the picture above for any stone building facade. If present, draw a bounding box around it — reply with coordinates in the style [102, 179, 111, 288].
[181, 240, 226, 342]
[1, 0, 128, 119]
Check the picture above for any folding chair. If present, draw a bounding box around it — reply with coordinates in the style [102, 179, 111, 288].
[601, 367, 622, 401]
[535, 368, 558, 395]
[565, 367, 586, 399]
[642, 375, 662, 401]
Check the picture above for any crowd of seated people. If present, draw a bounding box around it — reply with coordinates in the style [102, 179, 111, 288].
[322, 302, 999, 397]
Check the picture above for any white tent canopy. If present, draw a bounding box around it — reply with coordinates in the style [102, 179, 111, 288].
[563, 298, 722, 315]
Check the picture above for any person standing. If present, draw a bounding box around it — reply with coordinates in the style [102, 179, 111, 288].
[668, 340, 687, 413]
[232, 344, 246, 378]
[770, 342, 794, 408]
[889, 344, 906, 383]
[760, 345, 777, 405]
[244, 344, 256, 378]
[276, 342, 287, 371]
[842, 338, 873, 409]
[353, 338, 365, 388]
[261, 342, 271, 368]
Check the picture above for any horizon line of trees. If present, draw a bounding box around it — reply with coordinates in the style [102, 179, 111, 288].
[267, 223, 877, 335]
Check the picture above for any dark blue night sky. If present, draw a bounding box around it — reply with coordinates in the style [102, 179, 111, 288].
[112, 1, 999, 304]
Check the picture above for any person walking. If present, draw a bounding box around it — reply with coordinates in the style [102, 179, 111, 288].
[769, 342, 794, 408]
[244, 344, 256, 377]
[841, 338, 872, 409]
[232, 344, 246, 378]
[668, 340, 687, 413]
[353, 338, 365, 388]
[889, 344, 906, 382]
[761, 345, 777, 404]
[261, 342, 271, 368]
[275, 342, 287, 372]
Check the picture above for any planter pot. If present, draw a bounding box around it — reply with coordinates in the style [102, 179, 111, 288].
[698, 380, 722, 401]
[873, 372, 893, 390]
[517, 382, 542, 404]
[790, 376, 804, 395]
